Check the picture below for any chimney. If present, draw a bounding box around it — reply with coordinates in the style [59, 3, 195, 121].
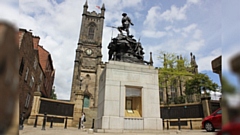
[32, 36, 40, 49]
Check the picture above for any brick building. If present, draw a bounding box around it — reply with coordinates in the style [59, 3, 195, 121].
[18, 29, 55, 118]
[33, 36, 55, 98]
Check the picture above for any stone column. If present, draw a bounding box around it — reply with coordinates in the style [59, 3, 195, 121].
[72, 90, 84, 127]
[201, 96, 211, 117]
[27, 91, 41, 125]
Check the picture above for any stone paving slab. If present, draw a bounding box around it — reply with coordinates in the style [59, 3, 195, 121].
[19, 125, 217, 135]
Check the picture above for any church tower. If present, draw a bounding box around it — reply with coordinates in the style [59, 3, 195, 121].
[70, 1, 105, 113]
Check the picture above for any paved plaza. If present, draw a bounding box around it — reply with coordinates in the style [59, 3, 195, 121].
[19, 125, 217, 135]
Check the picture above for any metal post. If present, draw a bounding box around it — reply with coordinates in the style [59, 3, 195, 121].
[178, 117, 181, 130]
[50, 117, 53, 128]
[19, 112, 25, 130]
[41, 113, 47, 130]
[190, 120, 193, 130]
[78, 118, 81, 129]
[33, 115, 38, 127]
[91, 119, 95, 129]
[162, 119, 165, 129]
[64, 117, 68, 129]
[166, 120, 169, 130]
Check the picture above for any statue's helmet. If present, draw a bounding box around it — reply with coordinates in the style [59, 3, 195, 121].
[122, 13, 127, 16]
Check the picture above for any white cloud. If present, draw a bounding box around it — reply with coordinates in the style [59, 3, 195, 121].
[160, 5, 187, 22]
[142, 30, 167, 38]
[0, 1, 19, 26]
[194, 48, 221, 72]
[193, 29, 202, 39]
[187, 0, 200, 5]
[164, 26, 172, 31]
[134, 12, 142, 19]
[143, 6, 161, 30]
[121, 0, 142, 9]
[102, 0, 142, 11]
[185, 39, 205, 52]
[182, 23, 197, 33]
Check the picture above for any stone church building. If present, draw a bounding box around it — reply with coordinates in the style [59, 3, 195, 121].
[70, 1, 106, 127]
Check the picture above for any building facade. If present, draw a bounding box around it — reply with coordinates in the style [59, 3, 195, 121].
[18, 29, 55, 118]
[70, 1, 105, 127]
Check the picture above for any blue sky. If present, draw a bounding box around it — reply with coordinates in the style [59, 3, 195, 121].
[1, 0, 239, 99]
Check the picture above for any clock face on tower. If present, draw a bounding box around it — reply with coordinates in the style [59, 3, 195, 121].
[86, 48, 92, 55]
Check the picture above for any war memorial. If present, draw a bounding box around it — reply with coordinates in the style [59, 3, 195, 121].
[24, 1, 222, 134]
[24, 1, 163, 132]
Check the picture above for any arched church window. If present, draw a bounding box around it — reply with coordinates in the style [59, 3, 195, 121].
[88, 24, 95, 39]
[83, 95, 90, 108]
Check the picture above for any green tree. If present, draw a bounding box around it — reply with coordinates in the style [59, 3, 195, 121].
[185, 73, 219, 96]
[51, 86, 57, 100]
[158, 51, 193, 104]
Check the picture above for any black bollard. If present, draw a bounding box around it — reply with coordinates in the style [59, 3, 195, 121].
[190, 120, 193, 130]
[178, 117, 181, 130]
[78, 118, 81, 129]
[19, 112, 25, 130]
[64, 117, 68, 129]
[166, 120, 169, 130]
[162, 119, 165, 130]
[33, 115, 38, 127]
[91, 119, 95, 129]
[41, 113, 47, 130]
[50, 117, 53, 128]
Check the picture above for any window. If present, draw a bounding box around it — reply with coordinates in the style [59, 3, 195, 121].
[40, 72, 43, 82]
[24, 67, 29, 81]
[216, 109, 222, 114]
[19, 58, 24, 75]
[29, 75, 34, 88]
[88, 24, 95, 39]
[83, 95, 90, 108]
[24, 93, 31, 108]
[33, 57, 37, 70]
[125, 87, 142, 117]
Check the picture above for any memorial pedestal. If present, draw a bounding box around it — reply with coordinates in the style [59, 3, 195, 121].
[94, 61, 162, 131]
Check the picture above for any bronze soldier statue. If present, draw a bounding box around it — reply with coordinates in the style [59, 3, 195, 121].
[118, 13, 134, 36]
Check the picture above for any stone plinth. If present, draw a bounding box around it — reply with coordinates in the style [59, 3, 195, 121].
[72, 90, 84, 127]
[94, 61, 162, 131]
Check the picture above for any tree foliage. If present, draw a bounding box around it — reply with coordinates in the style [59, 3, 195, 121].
[158, 51, 219, 104]
[51, 87, 57, 100]
[158, 51, 195, 104]
[158, 51, 193, 88]
[185, 73, 219, 95]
